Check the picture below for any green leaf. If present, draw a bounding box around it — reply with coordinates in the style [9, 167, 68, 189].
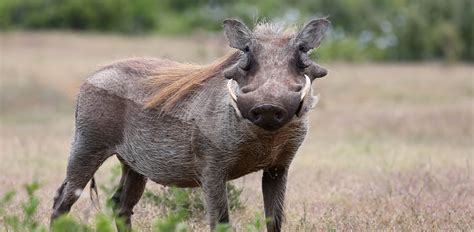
[95, 213, 115, 232]
[51, 214, 92, 232]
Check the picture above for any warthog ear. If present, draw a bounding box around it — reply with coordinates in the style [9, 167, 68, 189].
[307, 62, 328, 79]
[296, 18, 330, 52]
[223, 19, 252, 51]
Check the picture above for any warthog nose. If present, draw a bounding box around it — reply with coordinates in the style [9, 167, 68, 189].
[248, 104, 288, 131]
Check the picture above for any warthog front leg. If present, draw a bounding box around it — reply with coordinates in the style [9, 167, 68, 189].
[262, 167, 288, 232]
[201, 169, 230, 230]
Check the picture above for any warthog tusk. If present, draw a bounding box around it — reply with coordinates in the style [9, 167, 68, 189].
[227, 79, 242, 118]
[227, 79, 238, 102]
[300, 75, 312, 101]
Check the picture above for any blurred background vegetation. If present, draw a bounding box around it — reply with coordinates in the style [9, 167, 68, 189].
[0, 0, 472, 62]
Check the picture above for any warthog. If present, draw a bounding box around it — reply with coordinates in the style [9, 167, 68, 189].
[51, 18, 329, 231]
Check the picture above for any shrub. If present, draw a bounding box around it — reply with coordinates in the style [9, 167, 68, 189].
[0, 0, 159, 33]
[0, 180, 255, 232]
[0, 0, 471, 61]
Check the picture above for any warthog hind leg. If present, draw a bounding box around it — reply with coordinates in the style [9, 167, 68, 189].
[50, 142, 111, 223]
[112, 158, 148, 232]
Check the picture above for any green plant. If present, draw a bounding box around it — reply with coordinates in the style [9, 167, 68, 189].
[0, 181, 47, 232]
[98, 163, 122, 211]
[226, 182, 244, 211]
[153, 211, 188, 232]
[143, 182, 244, 219]
[214, 223, 232, 232]
[50, 215, 92, 232]
[245, 213, 268, 232]
[1, 0, 471, 61]
[0, 180, 268, 232]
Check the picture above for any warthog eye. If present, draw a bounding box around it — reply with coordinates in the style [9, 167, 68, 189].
[296, 52, 310, 70]
[298, 44, 307, 52]
[295, 42, 314, 70]
[243, 45, 250, 53]
[296, 58, 309, 69]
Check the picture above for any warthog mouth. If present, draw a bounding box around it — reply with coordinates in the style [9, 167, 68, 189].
[226, 75, 312, 119]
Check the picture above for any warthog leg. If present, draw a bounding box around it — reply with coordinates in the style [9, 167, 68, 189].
[50, 142, 110, 223]
[262, 167, 288, 232]
[111, 158, 147, 232]
[201, 168, 230, 230]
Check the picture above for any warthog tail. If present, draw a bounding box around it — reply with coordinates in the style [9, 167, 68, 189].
[89, 177, 101, 210]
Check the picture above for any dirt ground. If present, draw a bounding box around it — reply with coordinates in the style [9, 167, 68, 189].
[1, 31, 473, 231]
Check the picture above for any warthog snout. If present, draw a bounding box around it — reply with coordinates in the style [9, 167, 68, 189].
[248, 104, 288, 130]
[242, 75, 311, 130]
[227, 74, 313, 131]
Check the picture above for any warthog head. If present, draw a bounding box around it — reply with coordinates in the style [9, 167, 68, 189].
[223, 18, 330, 131]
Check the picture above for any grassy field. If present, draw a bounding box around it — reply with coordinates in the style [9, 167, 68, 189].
[1, 31, 473, 231]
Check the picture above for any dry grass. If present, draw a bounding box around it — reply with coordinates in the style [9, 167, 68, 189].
[1, 31, 473, 231]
